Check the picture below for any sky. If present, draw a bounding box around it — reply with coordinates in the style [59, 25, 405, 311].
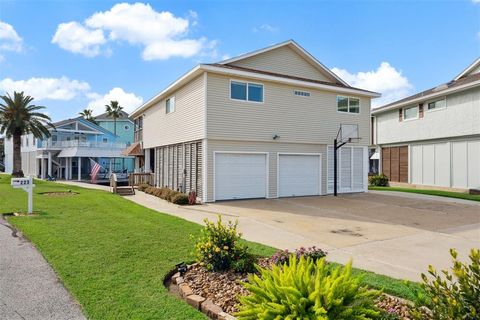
[0, 0, 479, 122]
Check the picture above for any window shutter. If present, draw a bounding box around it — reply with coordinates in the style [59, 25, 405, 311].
[419, 103, 424, 118]
[399, 109, 403, 122]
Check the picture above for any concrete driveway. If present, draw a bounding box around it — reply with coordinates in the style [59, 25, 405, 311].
[193, 191, 480, 281]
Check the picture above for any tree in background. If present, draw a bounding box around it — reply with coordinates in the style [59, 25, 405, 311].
[0, 91, 54, 177]
[79, 109, 97, 124]
[105, 101, 123, 136]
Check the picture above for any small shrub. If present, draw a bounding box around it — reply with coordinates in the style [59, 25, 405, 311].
[369, 174, 389, 187]
[412, 248, 480, 320]
[167, 190, 181, 202]
[271, 246, 327, 265]
[236, 256, 381, 319]
[171, 193, 189, 205]
[138, 183, 150, 192]
[145, 186, 156, 195]
[193, 216, 254, 273]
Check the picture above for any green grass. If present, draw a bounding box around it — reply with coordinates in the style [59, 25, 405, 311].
[369, 186, 480, 202]
[0, 174, 424, 319]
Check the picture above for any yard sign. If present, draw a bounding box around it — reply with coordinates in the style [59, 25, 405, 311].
[11, 176, 35, 214]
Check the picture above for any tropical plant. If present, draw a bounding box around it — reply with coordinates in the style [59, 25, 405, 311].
[412, 248, 480, 320]
[369, 174, 389, 187]
[79, 108, 96, 124]
[236, 256, 381, 320]
[193, 216, 255, 273]
[105, 101, 123, 135]
[0, 91, 53, 177]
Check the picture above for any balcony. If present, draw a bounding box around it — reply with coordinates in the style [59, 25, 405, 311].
[40, 140, 127, 150]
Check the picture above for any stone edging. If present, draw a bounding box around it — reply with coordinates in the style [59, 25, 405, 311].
[169, 266, 237, 320]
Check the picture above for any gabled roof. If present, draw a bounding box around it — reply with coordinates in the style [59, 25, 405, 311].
[454, 57, 480, 81]
[219, 40, 349, 86]
[130, 40, 380, 118]
[53, 117, 119, 137]
[373, 58, 480, 114]
[95, 110, 132, 121]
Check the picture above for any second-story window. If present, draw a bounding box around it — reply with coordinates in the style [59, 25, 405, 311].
[230, 80, 264, 103]
[403, 106, 419, 120]
[337, 96, 360, 114]
[166, 97, 175, 114]
[427, 98, 446, 111]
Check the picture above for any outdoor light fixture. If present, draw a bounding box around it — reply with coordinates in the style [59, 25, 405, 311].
[273, 134, 280, 140]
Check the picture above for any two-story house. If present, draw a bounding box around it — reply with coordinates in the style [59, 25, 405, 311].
[130, 40, 380, 202]
[372, 58, 480, 191]
[3, 117, 132, 181]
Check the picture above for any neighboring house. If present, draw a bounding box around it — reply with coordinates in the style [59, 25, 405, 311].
[129, 40, 379, 202]
[3, 117, 133, 181]
[371, 58, 480, 191]
[95, 110, 135, 172]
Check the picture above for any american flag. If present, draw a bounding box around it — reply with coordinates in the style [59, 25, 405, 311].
[90, 158, 101, 183]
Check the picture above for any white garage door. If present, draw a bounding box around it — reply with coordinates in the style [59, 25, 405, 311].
[278, 154, 321, 197]
[215, 153, 267, 201]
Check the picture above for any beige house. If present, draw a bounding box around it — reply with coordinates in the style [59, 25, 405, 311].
[372, 58, 480, 191]
[130, 40, 380, 202]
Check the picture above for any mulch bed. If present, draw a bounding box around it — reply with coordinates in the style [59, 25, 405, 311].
[183, 258, 427, 319]
[40, 191, 78, 196]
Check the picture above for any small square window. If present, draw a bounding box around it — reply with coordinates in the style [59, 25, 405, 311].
[337, 96, 360, 114]
[231, 81, 247, 100]
[166, 97, 175, 114]
[102, 138, 108, 143]
[349, 98, 360, 113]
[248, 83, 263, 102]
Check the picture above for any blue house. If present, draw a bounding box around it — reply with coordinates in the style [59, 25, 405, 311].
[4, 116, 134, 181]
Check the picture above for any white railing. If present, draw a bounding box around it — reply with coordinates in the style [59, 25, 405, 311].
[40, 140, 127, 149]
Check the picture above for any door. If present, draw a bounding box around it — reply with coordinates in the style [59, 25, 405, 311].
[278, 154, 321, 197]
[328, 146, 366, 193]
[215, 153, 267, 201]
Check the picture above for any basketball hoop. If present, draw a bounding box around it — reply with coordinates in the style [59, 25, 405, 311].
[333, 124, 360, 196]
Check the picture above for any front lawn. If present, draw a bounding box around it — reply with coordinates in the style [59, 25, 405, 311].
[369, 186, 480, 202]
[0, 174, 424, 319]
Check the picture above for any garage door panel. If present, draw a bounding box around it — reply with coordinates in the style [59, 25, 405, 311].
[215, 153, 266, 201]
[279, 155, 320, 197]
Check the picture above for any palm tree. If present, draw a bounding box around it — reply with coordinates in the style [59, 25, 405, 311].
[0, 91, 54, 177]
[105, 101, 123, 135]
[79, 108, 96, 124]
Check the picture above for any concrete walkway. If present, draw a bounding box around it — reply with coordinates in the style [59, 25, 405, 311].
[59, 181, 480, 281]
[0, 217, 86, 320]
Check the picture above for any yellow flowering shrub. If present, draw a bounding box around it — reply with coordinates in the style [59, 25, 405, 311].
[193, 216, 255, 273]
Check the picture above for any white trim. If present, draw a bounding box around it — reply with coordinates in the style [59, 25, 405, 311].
[203, 73, 208, 203]
[229, 79, 265, 104]
[213, 151, 269, 202]
[218, 39, 350, 86]
[276, 153, 322, 198]
[454, 57, 480, 81]
[373, 79, 480, 114]
[202, 139, 208, 203]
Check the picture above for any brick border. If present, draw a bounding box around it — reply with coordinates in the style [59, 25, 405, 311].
[169, 265, 237, 320]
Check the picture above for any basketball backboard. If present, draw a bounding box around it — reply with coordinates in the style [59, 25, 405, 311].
[339, 124, 359, 142]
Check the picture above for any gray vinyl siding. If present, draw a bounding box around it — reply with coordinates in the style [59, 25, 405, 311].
[228, 46, 332, 82]
[206, 139, 328, 202]
[206, 73, 371, 145]
[142, 74, 205, 149]
[375, 87, 480, 145]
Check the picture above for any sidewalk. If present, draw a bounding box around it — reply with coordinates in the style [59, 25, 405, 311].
[0, 217, 86, 320]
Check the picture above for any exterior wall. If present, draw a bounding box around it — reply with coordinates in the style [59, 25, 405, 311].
[142, 74, 205, 149]
[206, 73, 371, 146]
[205, 139, 328, 202]
[96, 119, 134, 145]
[375, 87, 480, 145]
[228, 46, 333, 82]
[381, 136, 480, 190]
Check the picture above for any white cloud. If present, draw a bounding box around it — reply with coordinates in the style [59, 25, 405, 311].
[53, 2, 216, 60]
[472, 0, 480, 3]
[0, 20, 24, 61]
[253, 24, 278, 33]
[87, 87, 143, 114]
[0, 76, 90, 100]
[331, 62, 413, 108]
